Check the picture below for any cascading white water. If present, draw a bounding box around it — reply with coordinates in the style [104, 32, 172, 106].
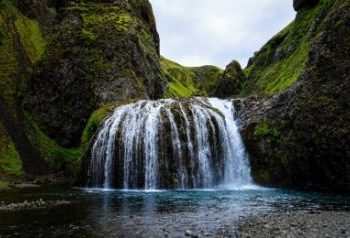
[88, 98, 253, 189]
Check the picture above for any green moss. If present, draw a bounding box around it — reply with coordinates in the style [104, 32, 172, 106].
[15, 15, 45, 63]
[0, 15, 19, 108]
[0, 181, 9, 188]
[242, 0, 333, 96]
[81, 103, 116, 144]
[25, 114, 82, 171]
[0, 0, 46, 107]
[254, 121, 280, 138]
[81, 28, 96, 41]
[0, 123, 23, 177]
[81, 99, 138, 144]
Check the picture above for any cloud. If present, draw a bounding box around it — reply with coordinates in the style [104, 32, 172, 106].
[149, 0, 295, 68]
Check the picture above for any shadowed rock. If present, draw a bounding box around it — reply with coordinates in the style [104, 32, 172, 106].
[214, 60, 245, 98]
[293, 0, 320, 11]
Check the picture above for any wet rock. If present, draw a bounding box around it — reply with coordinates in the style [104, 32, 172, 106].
[185, 230, 198, 238]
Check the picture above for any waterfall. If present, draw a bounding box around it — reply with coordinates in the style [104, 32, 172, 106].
[88, 98, 253, 189]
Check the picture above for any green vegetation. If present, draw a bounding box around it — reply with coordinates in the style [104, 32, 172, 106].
[0, 180, 9, 188]
[15, 15, 45, 63]
[242, 0, 333, 96]
[254, 121, 280, 138]
[25, 114, 82, 171]
[0, 123, 23, 177]
[82, 100, 137, 144]
[161, 57, 222, 98]
[0, 14, 19, 108]
[81, 104, 116, 144]
[0, 0, 46, 107]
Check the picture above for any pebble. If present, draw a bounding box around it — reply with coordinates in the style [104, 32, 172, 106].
[185, 229, 198, 238]
[0, 199, 71, 211]
[236, 211, 350, 238]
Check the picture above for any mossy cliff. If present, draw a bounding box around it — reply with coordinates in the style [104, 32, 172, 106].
[25, 0, 167, 147]
[0, 0, 49, 183]
[0, 0, 167, 184]
[242, 0, 332, 96]
[238, 0, 350, 192]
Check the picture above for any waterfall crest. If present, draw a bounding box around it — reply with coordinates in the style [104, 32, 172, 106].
[87, 98, 252, 189]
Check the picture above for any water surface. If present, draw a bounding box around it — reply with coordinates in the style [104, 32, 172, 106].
[1, 187, 350, 237]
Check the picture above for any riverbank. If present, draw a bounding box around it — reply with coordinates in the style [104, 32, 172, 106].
[236, 210, 350, 238]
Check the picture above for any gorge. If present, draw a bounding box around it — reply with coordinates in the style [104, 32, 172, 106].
[0, 0, 350, 237]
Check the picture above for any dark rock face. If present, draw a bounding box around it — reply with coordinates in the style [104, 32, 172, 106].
[239, 0, 350, 192]
[18, 0, 48, 18]
[214, 60, 245, 98]
[293, 0, 320, 11]
[25, 1, 167, 147]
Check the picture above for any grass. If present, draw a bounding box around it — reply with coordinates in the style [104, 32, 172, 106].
[161, 57, 222, 98]
[242, 0, 334, 96]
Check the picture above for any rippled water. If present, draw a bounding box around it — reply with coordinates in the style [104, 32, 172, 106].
[0, 187, 350, 237]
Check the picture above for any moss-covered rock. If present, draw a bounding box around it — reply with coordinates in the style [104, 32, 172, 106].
[214, 60, 245, 98]
[242, 0, 332, 96]
[0, 0, 50, 179]
[0, 122, 23, 178]
[25, 0, 167, 147]
[239, 0, 350, 192]
[0, 0, 167, 184]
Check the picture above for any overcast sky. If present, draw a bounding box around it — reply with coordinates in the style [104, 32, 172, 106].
[149, 0, 296, 69]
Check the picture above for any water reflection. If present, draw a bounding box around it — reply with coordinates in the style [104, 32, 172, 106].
[0, 188, 350, 237]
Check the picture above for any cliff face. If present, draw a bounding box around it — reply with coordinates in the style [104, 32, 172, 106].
[25, 0, 167, 147]
[0, 0, 49, 180]
[242, 0, 332, 96]
[0, 0, 167, 181]
[238, 0, 350, 192]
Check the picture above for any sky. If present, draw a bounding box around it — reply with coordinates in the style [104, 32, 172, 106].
[149, 0, 296, 69]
